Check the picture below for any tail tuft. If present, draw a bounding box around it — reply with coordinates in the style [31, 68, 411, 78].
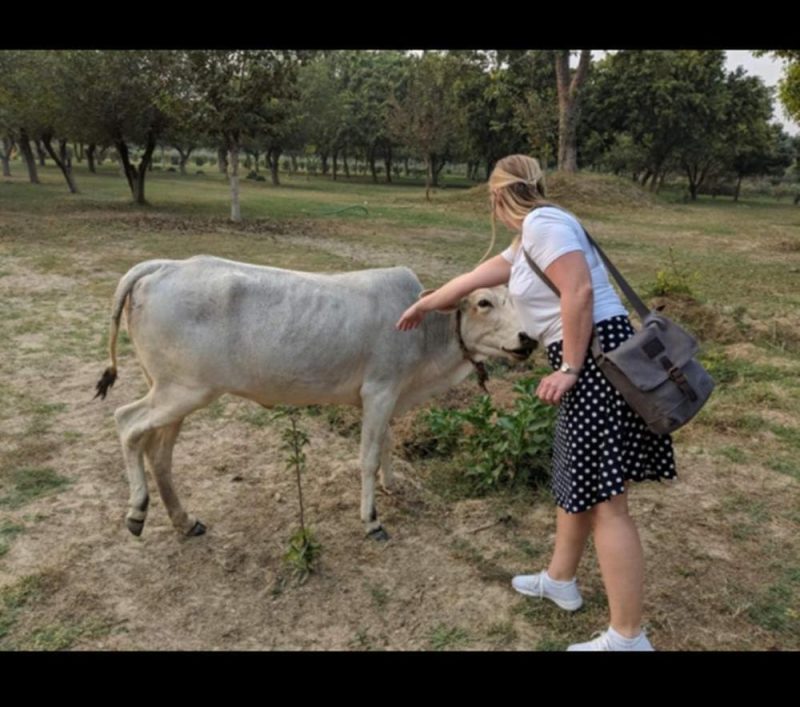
[94, 367, 117, 400]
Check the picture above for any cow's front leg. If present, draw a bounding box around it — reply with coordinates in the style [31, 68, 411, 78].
[359, 386, 397, 541]
[378, 425, 395, 495]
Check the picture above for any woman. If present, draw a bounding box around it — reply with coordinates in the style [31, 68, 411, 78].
[395, 154, 676, 651]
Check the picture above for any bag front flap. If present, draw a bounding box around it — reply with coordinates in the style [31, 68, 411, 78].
[602, 313, 700, 391]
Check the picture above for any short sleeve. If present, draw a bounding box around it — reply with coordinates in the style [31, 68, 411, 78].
[500, 244, 516, 263]
[522, 209, 584, 271]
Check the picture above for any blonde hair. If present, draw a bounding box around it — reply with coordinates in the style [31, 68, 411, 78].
[477, 154, 551, 264]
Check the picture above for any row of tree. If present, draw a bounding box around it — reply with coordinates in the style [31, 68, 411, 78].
[1, 50, 797, 218]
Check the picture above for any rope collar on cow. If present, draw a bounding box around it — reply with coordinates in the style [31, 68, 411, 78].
[455, 307, 489, 393]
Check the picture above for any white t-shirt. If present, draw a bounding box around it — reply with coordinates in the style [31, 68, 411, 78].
[501, 206, 628, 347]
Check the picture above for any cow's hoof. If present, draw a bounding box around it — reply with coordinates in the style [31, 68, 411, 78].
[368, 526, 390, 542]
[187, 520, 206, 537]
[127, 518, 145, 537]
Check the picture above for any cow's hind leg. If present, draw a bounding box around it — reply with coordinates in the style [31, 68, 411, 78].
[143, 419, 206, 537]
[115, 384, 218, 537]
[359, 386, 397, 541]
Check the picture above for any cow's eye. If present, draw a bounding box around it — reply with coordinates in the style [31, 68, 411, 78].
[478, 299, 493, 308]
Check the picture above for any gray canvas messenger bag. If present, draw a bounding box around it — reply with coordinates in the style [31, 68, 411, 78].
[521, 210, 715, 435]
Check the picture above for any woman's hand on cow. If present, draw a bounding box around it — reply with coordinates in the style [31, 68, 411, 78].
[536, 371, 579, 406]
[395, 301, 427, 330]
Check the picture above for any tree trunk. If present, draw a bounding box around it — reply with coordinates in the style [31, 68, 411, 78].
[319, 153, 327, 176]
[74, 142, 84, 162]
[87, 143, 97, 173]
[384, 145, 392, 184]
[656, 170, 668, 194]
[35, 139, 47, 167]
[115, 139, 137, 196]
[368, 146, 378, 183]
[19, 129, 40, 184]
[218, 146, 228, 174]
[42, 135, 78, 193]
[685, 164, 699, 201]
[425, 154, 434, 201]
[404, 157, 409, 177]
[228, 140, 241, 222]
[429, 154, 440, 188]
[135, 133, 156, 204]
[343, 149, 350, 178]
[435, 158, 446, 183]
[554, 50, 591, 173]
[268, 148, 281, 186]
[332, 151, 338, 181]
[734, 174, 743, 202]
[292, 154, 299, 174]
[177, 148, 188, 175]
[1, 136, 13, 177]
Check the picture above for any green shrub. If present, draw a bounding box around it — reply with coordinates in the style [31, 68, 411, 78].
[419, 377, 557, 494]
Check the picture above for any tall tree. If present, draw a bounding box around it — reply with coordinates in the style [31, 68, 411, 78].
[387, 52, 466, 199]
[0, 51, 40, 184]
[62, 50, 178, 204]
[187, 50, 299, 221]
[554, 50, 591, 172]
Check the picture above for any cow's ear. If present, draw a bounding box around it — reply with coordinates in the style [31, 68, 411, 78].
[418, 288, 458, 313]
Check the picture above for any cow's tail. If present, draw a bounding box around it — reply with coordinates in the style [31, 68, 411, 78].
[94, 260, 172, 400]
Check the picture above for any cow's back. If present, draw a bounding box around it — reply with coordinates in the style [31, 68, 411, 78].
[126, 255, 430, 405]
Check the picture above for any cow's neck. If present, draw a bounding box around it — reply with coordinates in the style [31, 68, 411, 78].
[414, 311, 488, 395]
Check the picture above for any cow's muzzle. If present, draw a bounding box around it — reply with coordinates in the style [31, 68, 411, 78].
[503, 332, 537, 360]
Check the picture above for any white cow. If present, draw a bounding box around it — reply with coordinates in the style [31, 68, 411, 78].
[95, 255, 535, 540]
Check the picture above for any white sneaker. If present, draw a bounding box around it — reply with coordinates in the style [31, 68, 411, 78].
[511, 570, 583, 611]
[567, 628, 655, 651]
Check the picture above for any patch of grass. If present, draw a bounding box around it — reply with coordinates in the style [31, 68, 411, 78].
[238, 404, 274, 428]
[368, 584, 389, 612]
[0, 575, 45, 641]
[747, 566, 800, 639]
[196, 398, 227, 421]
[715, 445, 747, 464]
[0, 467, 71, 509]
[768, 424, 800, 451]
[22, 618, 115, 651]
[766, 457, 799, 481]
[487, 621, 517, 647]
[350, 628, 378, 650]
[0, 523, 25, 558]
[428, 624, 471, 651]
[513, 539, 546, 561]
[324, 405, 361, 438]
[534, 632, 567, 651]
[449, 538, 508, 583]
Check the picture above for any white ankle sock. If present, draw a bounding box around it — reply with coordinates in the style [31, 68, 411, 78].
[608, 626, 644, 646]
[544, 570, 577, 586]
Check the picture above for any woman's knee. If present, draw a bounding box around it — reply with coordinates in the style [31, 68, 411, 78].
[589, 490, 630, 527]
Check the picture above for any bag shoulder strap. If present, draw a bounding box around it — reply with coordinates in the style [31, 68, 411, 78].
[519, 204, 650, 320]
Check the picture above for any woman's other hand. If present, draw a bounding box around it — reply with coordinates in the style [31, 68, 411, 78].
[536, 371, 579, 405]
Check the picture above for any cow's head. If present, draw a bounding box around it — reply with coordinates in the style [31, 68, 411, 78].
[419, 286, 536, 362]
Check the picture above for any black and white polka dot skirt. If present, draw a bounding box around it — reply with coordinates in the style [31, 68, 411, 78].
[546, 314, 677, 514]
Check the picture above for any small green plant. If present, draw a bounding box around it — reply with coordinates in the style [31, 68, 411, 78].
[647, 247, 698, 298]
[273, 405, 322, 583]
